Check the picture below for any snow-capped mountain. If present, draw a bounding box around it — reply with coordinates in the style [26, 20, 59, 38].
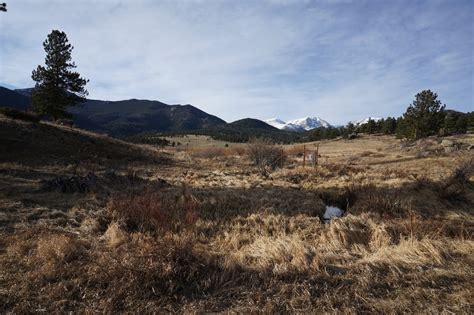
[264, 118, 287, 129]
[286, 117, 332, 130]
[349, 117, 382, 126]
[264, 116, 332, 132]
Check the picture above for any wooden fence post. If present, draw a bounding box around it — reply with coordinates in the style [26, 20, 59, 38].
[303, 145, 306, 168]
[280, 148, 284, 170]
[315, 144, 319, 165]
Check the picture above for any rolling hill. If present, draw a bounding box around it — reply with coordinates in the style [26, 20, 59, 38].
[0, 87, 226, 136]
[0, 87, 31, 111]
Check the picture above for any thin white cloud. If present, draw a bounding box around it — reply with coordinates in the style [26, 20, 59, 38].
[0, 0, 472, 125]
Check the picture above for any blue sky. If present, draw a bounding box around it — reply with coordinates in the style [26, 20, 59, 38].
[0, 0, 472, 124]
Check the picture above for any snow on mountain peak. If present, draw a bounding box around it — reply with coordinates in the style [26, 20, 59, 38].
[264, 118, 287, 129]
[349, 117, 382, 126]
[286, 116, 331, 130]
[264, 116, 332, 131]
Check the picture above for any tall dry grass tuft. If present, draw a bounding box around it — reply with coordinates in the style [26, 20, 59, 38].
[320, 214, 391, 251]
[36, 234, 86, 266]
[102, 222, 128, 247]
[349, 184, 410, 217]
[360, 238, 448, 269]
[226, 234, 319, 275]
[107, 188, 200, 232]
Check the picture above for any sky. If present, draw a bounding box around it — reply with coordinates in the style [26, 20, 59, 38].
[0, 0, 472, 125]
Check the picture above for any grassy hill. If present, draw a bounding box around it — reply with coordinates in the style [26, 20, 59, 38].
[0, 115, 167, 167]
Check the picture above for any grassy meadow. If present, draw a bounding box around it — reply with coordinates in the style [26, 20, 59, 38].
[0, 116, 473, 313]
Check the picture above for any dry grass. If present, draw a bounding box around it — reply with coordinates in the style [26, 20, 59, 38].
[1, 117, 473, 312]
[188, 146, 226, 159]
[107, 188, 200, 232]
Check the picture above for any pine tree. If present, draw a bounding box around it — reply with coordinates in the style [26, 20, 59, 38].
[31, 30, 88, 120]
[467, 112, 474, 131]
[382, 117, 397, 134]
[346, 122, 355, 134]
[443, 112, 459, 135]
[366, 119, 377, 134]
[403, 90, 445, 139]
[454, 114, 468, 134]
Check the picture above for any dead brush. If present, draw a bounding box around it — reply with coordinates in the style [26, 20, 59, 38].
[36, 234, 86, 265]
[107, 188, 201, 232]
[437, 161, 472, 203]
[247, 137, 286, 177]
[349, 184, 410, 217]
[285, 145, 305, 157]
[321, 163, 362, 177]
[189, 146, 226, 159]
[227, 145, 247, 156]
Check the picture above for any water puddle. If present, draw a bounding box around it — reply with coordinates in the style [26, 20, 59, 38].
[323, 205, 344, 223]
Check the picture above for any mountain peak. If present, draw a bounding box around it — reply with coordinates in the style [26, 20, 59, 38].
[265, 116, 332, 132]
[349, 117, 382, 126]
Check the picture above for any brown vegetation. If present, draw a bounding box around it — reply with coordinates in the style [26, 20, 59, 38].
[0, 117, 473, 313]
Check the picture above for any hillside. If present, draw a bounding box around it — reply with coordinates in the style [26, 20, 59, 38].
[0, 115, 167, 167]
[228, 118, 280, 130]
[187, 118, 305, 143]
[70, 99, 226, 136]
[0, 87, 226, 136]
[0, 87, 31, 111]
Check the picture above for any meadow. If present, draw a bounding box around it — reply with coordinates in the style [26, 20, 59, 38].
[0, 116, 473, 313]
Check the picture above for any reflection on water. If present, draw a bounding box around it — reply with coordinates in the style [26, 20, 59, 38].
[323, 205, 344, 223]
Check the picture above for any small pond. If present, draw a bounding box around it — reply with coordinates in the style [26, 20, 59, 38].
[323, 205, 344, 223]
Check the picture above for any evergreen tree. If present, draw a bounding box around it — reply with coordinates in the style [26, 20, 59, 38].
[466, 112, 474, 132]
[454, 114, 468, 134]
[403, 90, 445, 139]
[346, 122, 355, 134]
[382, 117, 397, 134]
[443, 111, 459, 135]
[395, 117, 409, 139]
[366, 118, 377, 134]
[31, 30, 88, 120]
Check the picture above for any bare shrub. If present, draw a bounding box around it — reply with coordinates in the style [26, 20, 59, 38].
[437, 157, 474, 203]
[107, 188, 200, 232]
[247, 137, 286, 177]
[285, 145, 305, 157]
[36, 234, 86, 265]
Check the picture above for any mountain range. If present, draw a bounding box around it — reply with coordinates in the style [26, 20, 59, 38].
[1, 87, 226, 136]
[0, 86, 385, 138]
[265, 117, 332, 131]
[349, 117, 382, 126]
